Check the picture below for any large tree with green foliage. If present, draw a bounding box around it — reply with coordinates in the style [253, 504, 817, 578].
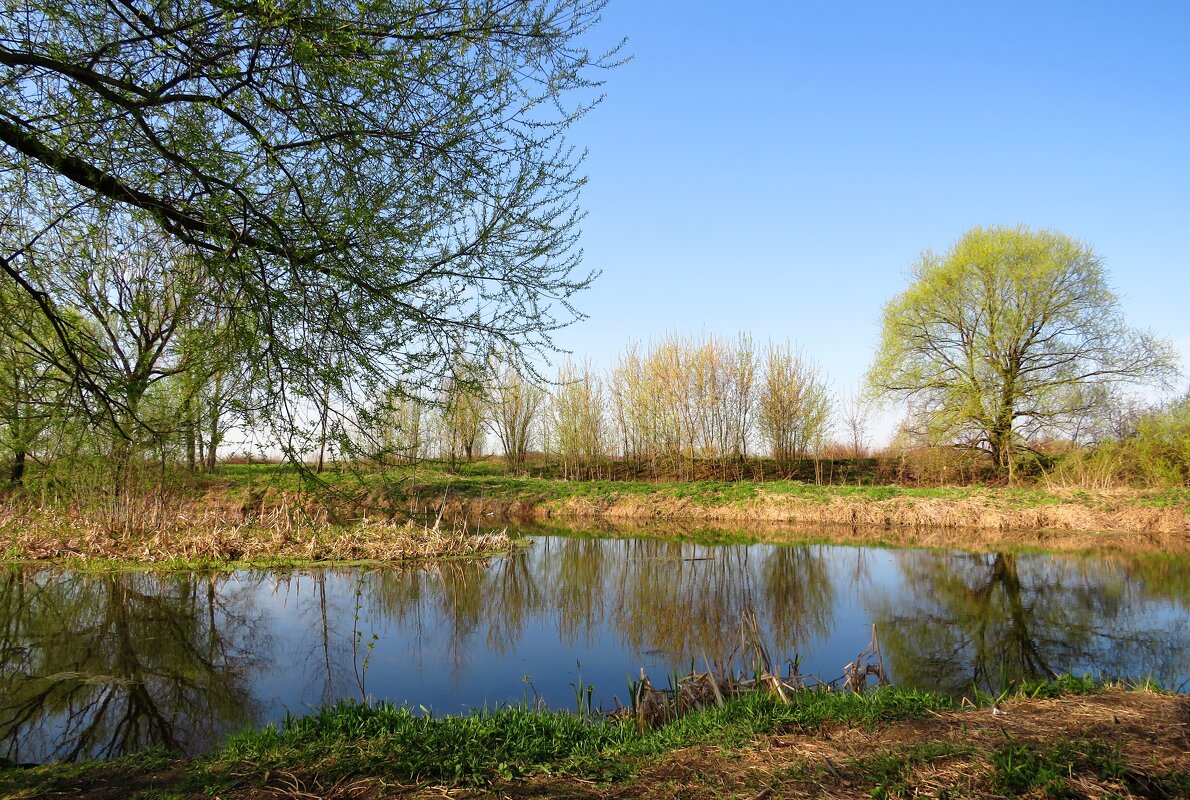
[867, 225, 1178, 478]
[0, 0, 620, 448]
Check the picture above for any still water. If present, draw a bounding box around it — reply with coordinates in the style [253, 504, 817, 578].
[1, 534, 1187, 763]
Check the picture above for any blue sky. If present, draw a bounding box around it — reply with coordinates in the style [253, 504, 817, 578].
[549, 1, 1190, 439]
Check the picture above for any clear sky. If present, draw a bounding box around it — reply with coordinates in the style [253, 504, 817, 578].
[549, 0, 1190, 440]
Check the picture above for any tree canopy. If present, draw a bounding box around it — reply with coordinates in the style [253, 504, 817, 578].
[0, 0, 620, 446]
[867, 225, 1179, 477]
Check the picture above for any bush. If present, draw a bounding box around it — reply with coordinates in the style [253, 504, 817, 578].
[1045, 393, 1190, 489]
[874, 445, 995, 486]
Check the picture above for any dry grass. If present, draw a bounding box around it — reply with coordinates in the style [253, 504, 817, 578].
[0, 497, 518, 563]
[445, 490, 1190, 554]
[573, 490, 1189, 534]
[6, 474, 1188, 562]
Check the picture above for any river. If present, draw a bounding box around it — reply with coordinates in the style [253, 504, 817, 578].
[1, 532, 1186, 763]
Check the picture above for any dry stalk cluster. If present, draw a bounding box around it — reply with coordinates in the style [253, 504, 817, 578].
[617, 618, 889, 729]
[0, 492, 517, 563]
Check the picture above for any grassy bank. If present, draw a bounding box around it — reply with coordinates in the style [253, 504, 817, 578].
[390, 468, 1190, 552]
[2, 680, 1185, 799]
[3, 461, 1188, 563]
[336, 463, 1190, 554]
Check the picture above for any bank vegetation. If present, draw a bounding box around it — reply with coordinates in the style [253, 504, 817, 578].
[1, 678, 1185, 800]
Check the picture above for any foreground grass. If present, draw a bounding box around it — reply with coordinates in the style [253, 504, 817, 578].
[3, 678, 1186, 799]
[0, 687, 966, 798]
[214, 685, 948, 786]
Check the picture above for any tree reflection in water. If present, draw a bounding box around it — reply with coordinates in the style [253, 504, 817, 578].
[8, 539, 1183, 765]
[0, 570, 264, 762]
[605, 539, 836, 662]
[350, 538, 837, 676]
[867, 551, 1190, 695]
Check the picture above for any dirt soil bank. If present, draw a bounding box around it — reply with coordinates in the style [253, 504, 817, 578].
[445, 492, 1190, 555]
[3, 483, 1187, 561]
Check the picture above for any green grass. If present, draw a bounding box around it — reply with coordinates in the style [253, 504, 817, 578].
[0, 747, 178, 799]
[841, 742, 974, 799]
[394, 469, 1118, 509]
[6, 678, 1181, 799]
[973, 673, 1105, 704]
[1135, 487, 1190, 509]
[216, 702, 630, 784]
[210, 460, 1189, 516]
[206, 686, 952, 787]
[370, 469, 1062, 507]
[991, 737, 1127, 799]
[989, 734, 1190, 799]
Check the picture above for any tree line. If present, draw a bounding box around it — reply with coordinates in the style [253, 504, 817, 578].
[2, 221, 1186, 490]
[373, 334, 836, 482]
[0, 286, 835, 488]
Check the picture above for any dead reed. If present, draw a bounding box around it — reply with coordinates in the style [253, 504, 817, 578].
[0, 497, 518, 564]
[616, 616, 890, 729]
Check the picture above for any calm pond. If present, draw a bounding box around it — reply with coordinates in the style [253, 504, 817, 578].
[2, 532, 1187, 763]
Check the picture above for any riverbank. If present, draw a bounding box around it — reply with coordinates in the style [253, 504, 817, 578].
[0, 501, 519, 566]
[2, 682, 1185, 799]
[395, 470, 1190, 554]
[2, 465, 1188, 561]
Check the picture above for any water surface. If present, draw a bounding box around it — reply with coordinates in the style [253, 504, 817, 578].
[1, 533, 1186, 763]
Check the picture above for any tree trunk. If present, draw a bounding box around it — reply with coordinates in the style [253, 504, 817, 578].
[316, 382, 330, 474]
[8, 449, 25, 486]
[205, 373, 223, 473]
[990, 427, 1014, 483]
[182, 394, 197, 471]
[993, 385, 1017, 483]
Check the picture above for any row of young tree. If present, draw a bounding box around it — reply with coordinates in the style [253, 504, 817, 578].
[376, 334, 1189, 489]
[374, 335, 840, 481]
